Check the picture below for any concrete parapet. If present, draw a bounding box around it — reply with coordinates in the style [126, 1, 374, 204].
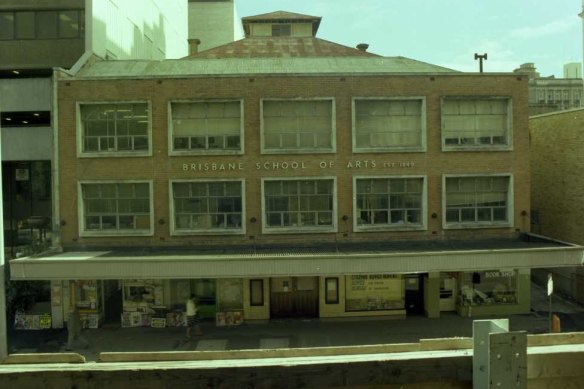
[2, 353, 85, 364]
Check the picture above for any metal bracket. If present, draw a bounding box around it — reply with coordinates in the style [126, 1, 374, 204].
[473, 319, 527, 389]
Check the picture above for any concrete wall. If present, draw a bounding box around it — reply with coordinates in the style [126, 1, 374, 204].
[87, 0, 188, 60]
[188, 0, 238, 52]
[1, 127, 52, 161]
[0, 79, 51, 111]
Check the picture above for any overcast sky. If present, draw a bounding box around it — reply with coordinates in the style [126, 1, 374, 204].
[236, 0, 582, 77]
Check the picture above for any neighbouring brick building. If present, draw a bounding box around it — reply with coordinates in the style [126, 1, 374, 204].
[10, 11, 583, 330]
[530, 107, 584, 303]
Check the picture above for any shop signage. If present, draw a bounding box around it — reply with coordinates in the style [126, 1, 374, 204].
[484, 271, 515, 279]
[182, 160, 416, 173]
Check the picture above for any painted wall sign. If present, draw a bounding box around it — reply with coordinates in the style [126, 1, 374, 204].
[182, 160, 415, 173]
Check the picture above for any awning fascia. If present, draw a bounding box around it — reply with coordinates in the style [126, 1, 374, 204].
[9, 246, 584, 280]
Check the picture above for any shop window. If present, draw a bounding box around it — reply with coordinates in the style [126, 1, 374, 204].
[444, 175, 511, 228]
[171, 180, 244, 234]
[353, 98, 425, 152]
[263, 178, 336, 233]
[441, 98, 511, 150]
[79, 103, 150, 155]
[262, 99, 334, 153]
[325, 278, 339, 304]
[80, 182, 152, 235]
[355, 176, 425, 231]
[459, 270, 518, 306]
[345, 275, 404, 311]
[250, 279, 264, 306]
[170, 101, 242, 154]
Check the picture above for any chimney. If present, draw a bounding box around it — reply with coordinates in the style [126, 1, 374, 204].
[356, 43, 369, 52]
[188, 38, 201, 56]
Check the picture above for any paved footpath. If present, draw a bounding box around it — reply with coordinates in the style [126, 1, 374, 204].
[7, 282, 584, 362]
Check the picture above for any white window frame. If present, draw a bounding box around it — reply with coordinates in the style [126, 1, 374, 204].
[168, 99, 244, 156]
[78, 180, 154, 237]
[76, 101, 152, 158]
[352, 97, 427, 153]
[169, 179, 246, 236]
[442, 174, 514, 230]
[353, 175, 427, 232]
[260, 98, 336, 154]
[261, 177, 337, 234]
[441, 97, 513, 151]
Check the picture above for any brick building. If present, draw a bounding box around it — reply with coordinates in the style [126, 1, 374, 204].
[530, 107, 584, 303]
[10, 11, 583, 329]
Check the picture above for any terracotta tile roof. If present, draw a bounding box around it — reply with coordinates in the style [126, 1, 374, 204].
[187, 37, 380, 59]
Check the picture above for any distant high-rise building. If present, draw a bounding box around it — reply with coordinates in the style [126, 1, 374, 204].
[563, 62, 582, 79]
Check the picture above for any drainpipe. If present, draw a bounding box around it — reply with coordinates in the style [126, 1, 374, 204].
[0, 102, 7, 360]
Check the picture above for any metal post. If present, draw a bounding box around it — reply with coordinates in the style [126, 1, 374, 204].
[473, 319, 527, 389]
[0, 104, 8, 360]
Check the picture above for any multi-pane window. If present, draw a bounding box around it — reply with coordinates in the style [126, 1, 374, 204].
[354, 99, 424, 151]
[262, 99, 334, 153]
[0, 10, 84, 40]
[355, 177, 424, 229]
[81, 183, 151, 233]
[80, 103, 149, 154]
[263, 179, 335, 231]
[172, 181, 243, 233]
[171, 101, 242, 153]
[442, 98, 510, 149]
[445, 176, 510, 226]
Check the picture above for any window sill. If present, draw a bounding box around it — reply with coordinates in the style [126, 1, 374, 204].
[442, 222, 512, 230]
[79, 230, 153, 237]
[261, 149, 336, 155]
[171, 229, 244, 236]
[262, 226, 337, 234]
[352, 147, 426, 153]
[441, 145, 512, 152]
[78, 151, 152, 158]
[170, 149, 243, 156]
[354, 224, 426, 232]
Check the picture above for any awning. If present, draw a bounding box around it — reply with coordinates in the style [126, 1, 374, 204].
[9, 236, 584, 280]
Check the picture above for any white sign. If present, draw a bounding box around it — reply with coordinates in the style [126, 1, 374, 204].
[547, 274, 554, 296]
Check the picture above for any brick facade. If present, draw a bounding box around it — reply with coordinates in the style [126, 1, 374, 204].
[57, 73, 531, 249]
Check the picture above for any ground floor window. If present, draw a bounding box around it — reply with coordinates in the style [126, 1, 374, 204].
[458, 270, 518, 306]
[345, 274, 404, 311]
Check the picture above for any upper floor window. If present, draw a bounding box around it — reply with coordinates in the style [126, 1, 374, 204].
[442, 98, 511, 150]
[444, 175, 512, 229]
[353, 98, 425, 152]
[262, 178, 336, 233]
[355, 176, 425, 231]
[272, 24, 291, 36]
[170, 101, 242, 155]
[262, 99, 335, 154]
[79, 103, 150, 156]
[0, 10, 84, 40]
[79, 182, 152, 236]
[171, 180, 244, 235]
